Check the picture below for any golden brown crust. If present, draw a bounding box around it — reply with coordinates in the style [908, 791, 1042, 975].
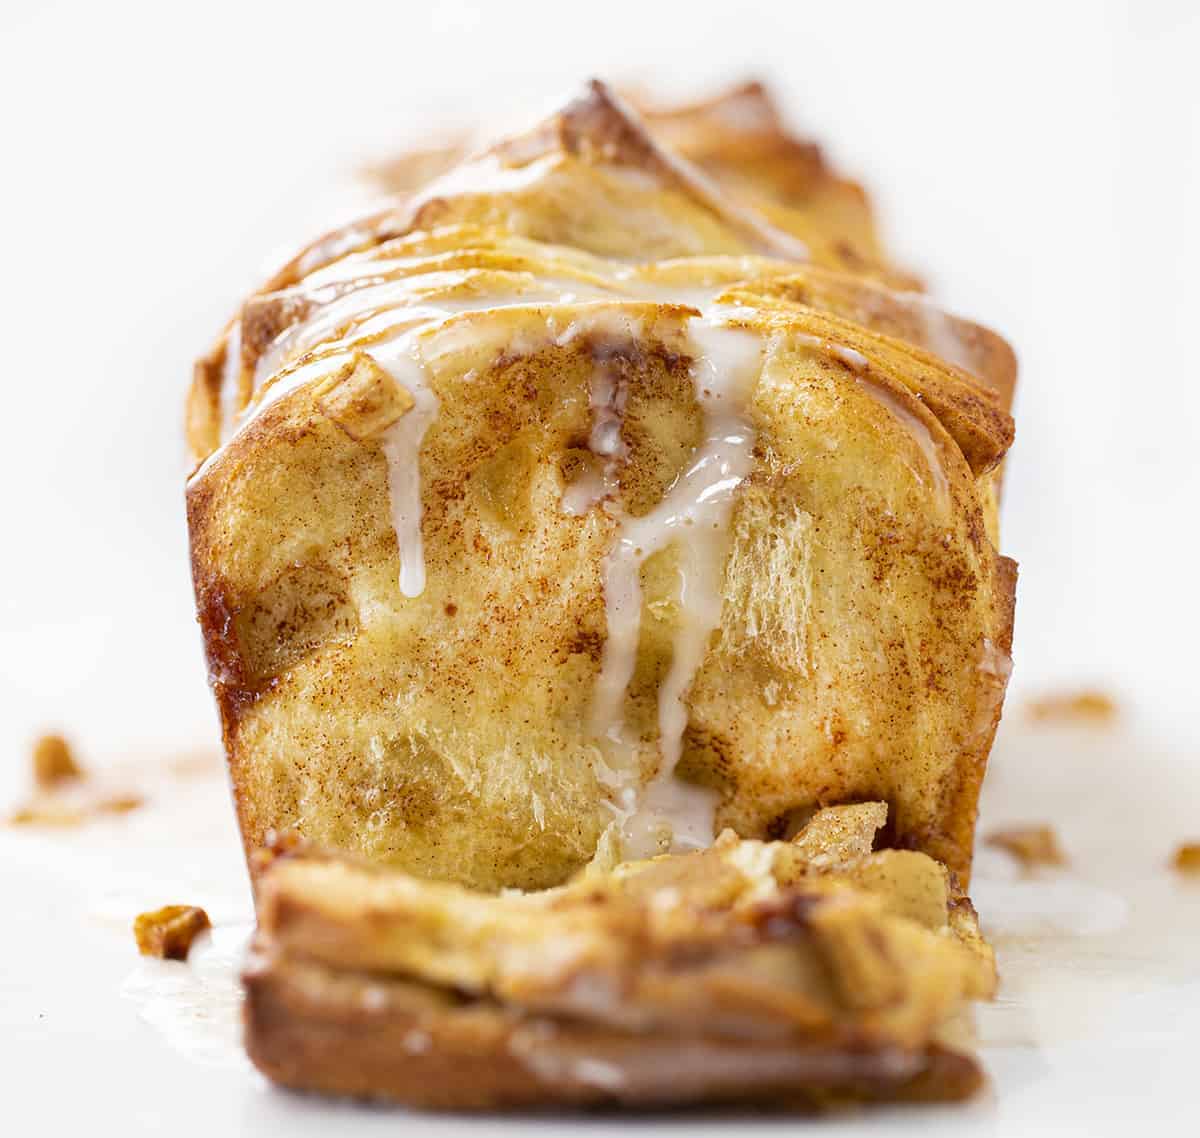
[364, 79, 918, 292]
[634, 81, 919, 290]
[724, 286, 1013, 474]
[493, 81, 811, 260]
[747, 265, 1017, 415]
[186, 85, 1013, 471]
[243, 956, 982, 1110]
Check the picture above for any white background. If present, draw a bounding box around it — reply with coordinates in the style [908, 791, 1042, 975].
[2, 1, 1199, 1134]
[2, 0, 1198, 763]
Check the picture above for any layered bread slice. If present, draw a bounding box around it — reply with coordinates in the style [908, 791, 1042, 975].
[245, 804, 994, 1108]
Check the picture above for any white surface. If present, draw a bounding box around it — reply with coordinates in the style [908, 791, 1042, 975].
[5, 722, 1199, 1134]
[2, 0, 1199, 1133]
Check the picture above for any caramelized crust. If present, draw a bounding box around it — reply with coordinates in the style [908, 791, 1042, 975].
[245, 959, 983, 1110]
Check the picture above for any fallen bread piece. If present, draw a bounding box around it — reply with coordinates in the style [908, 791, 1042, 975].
[1172, 844, 1200, 875]
[985, 824, 1068, 869]
[6, 732, 147, 827]
[31, 733, 84, 788]
[1024, 689, 1118, 724]
[244, 804, 994, 1109]
[134, 905, 212, 961]
[8, 784, 143, 827]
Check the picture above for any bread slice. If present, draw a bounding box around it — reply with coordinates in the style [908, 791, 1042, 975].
[244, 805, 993, 1108]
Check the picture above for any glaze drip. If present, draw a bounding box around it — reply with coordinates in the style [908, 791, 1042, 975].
[587, 318, 763, 858]
[376, 348, 439, 598]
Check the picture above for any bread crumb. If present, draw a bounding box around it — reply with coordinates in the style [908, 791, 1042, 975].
[8, 802, 83, 827]
[7, 784, 144, 828]
[1172, 844, 1200, 875]
[1025, 690, 1117, 724]
[133, 905, 212, 960]
[985, 824, 1067, 868]
[31, 733, 83, 788]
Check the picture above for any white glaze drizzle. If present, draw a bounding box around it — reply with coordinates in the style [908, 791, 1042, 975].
[585, 317, 763, 859]
[559, 465, 613, 517]
[121, 923, 253, 1069]
[376, 347, 439, 597]
[369, 295, 613, 599]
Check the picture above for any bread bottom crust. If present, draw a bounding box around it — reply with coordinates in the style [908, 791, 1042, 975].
[241, 808, 992, 1111]
[243, 946, 983, 1110]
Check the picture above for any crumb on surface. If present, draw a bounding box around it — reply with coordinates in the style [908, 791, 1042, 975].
[985, 824, 1067, 868]
[7, 790, 144, 828]
[1025, 690, 1118, 724]
[31, 733, 83, 787]
[7, 733, 145, 826]
[1172, 844, 1200, 875]
[7, 802, 81, 827]
[133, 905, 212, 960]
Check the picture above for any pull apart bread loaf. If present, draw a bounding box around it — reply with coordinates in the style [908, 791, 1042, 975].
[185, 80, 1016, 1106]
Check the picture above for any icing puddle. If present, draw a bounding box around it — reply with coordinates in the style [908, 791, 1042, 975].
[97, 715, 1200, 1086]
[971, 719, 1200, 1092]
[122, 922, 254, 1069]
